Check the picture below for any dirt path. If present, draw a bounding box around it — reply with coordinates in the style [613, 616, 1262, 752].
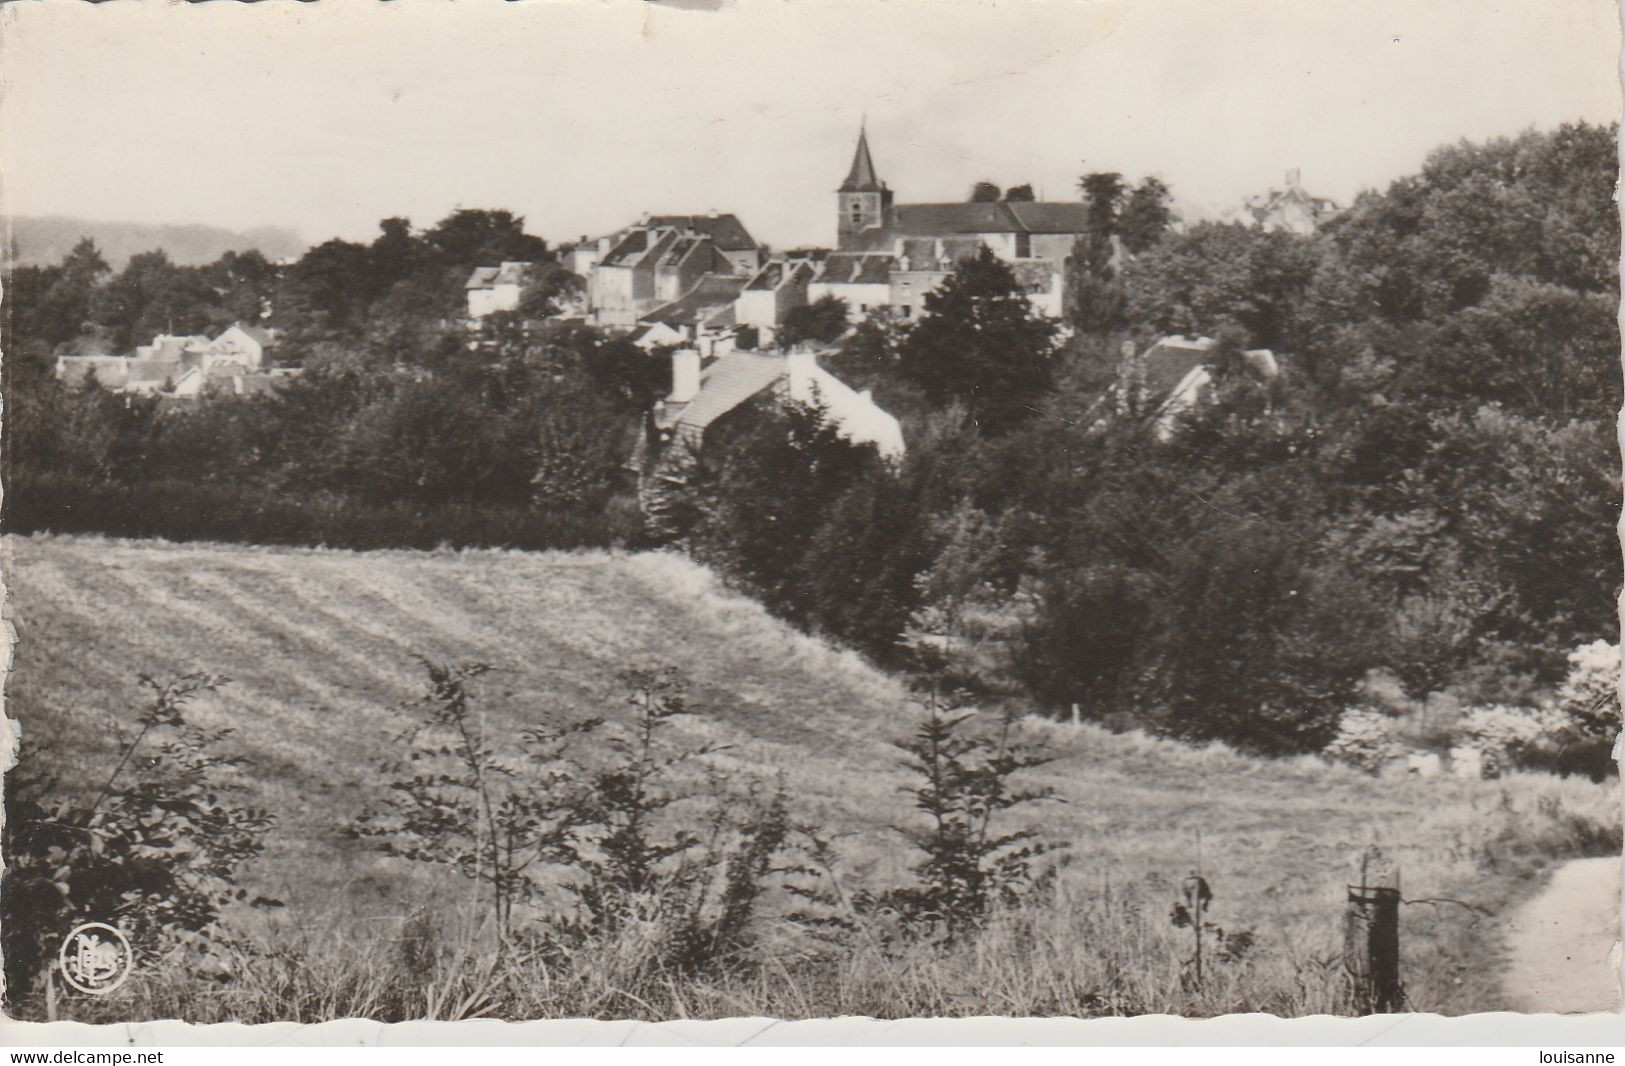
[1501, 856, 1621, 1013]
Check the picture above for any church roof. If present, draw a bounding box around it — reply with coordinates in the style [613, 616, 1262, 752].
[839, 129, 886, 193]
[892, 202, 1022, 235]
[1006, 202, 1094, 234]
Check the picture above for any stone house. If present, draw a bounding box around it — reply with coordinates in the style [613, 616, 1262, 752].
[586, 213, 761, 327]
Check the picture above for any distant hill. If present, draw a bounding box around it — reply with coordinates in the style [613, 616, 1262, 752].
[3, 215, 307, 269]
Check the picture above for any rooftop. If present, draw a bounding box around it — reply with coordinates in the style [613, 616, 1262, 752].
[670, 351, 787, 433]
[640, 274, 750, 327]
[646, 213, 758, 253]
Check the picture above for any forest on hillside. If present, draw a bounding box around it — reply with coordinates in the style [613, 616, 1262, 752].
[3, 123, 1618, 763]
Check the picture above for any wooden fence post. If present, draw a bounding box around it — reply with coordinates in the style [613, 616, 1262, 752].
[1343, 847, 1403, 1013]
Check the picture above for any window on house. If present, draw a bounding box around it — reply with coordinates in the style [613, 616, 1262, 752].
[902, 305, 912, 318]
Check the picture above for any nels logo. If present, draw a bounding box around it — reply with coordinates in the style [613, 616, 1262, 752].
[58, 923, 133, 995]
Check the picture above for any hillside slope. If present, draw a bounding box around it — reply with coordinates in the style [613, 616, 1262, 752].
[4, 534, 1616, 1014]
[4, 215, 307, 268]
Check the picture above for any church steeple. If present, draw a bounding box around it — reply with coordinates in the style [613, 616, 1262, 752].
[840, 126, 884, 193]
[836, 125, 893, 247]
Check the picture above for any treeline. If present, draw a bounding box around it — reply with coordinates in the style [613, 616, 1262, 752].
[4, 124, 1618, 754]
[4, 210, 651, 551]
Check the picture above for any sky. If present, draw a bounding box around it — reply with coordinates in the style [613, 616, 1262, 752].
[1, 0, 1619, 252]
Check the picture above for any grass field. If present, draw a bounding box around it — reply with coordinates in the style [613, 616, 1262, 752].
[4, 533, 1617, 1021]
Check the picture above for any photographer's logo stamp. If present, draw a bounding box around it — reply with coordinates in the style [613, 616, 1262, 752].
[58, 922, 133, 994]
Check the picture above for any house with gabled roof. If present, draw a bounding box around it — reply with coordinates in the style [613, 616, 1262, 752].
[652, 234, 736, 304]
[735, 260, 814, 343]
[587, 214, 761, 328]
[465, 261, 533, 319]
[634, 274, 750, 354]
[632, 344, 904, 526]
[1239, 170, 1341, 235]
[201, 322, 279, 370]
[809, 252, 896, 321]
[646, 213, 761, 275]
[1114, 334, 1279, 439]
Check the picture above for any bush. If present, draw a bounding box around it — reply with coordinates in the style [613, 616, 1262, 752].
[873, 687, 1063, 939]
[354, 662, 803, 977]
[2, 674, 274, 1003]
[1323, 707, 1406, 773]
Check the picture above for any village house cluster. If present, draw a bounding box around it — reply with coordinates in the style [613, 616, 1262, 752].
[54, 322, 296, 399]
[467, 129, 1100, 347]
[48, 128, 1339, 478]
[461, 130, 1340, 513]
[466, 132, 1339, 346]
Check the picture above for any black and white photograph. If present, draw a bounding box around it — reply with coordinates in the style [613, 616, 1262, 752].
[0, 0, 1621, 1039]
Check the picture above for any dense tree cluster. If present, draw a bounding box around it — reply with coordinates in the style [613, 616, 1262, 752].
[688, 124, 1619, 755]
[5, 125, 1617, 757]
[4, 210, 658, 550]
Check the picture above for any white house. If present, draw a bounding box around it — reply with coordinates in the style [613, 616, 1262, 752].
[465, 261, 532, 319]
[734, 260, 814, 344]
[809, 253, 895, 321]
[633, 343, 903, 524]
[782, 347, 906, 461]
[201, 323, 277, 370]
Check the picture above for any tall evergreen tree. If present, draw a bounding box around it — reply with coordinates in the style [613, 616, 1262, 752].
[896, 247, 1057, 434]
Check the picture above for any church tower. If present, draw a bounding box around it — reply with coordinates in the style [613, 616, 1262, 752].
[837, 126, 893, 248]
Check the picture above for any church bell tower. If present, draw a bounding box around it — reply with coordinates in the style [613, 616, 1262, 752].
[837, 126, 893, 248]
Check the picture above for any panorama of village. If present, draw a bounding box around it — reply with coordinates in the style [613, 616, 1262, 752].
[3, 0, 1619, 1037]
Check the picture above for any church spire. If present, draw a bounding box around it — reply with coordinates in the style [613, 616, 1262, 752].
[839, 125, 884, 192]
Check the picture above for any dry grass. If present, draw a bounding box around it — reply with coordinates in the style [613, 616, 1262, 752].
[5, 533, 1617, 1021]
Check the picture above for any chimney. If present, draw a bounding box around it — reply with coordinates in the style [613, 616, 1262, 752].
[1285, 168, 1302, 189]
[785, 348, 817, 402]
[669, 348, 701, 404]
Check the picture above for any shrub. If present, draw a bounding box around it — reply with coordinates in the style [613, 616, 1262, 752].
[355, 662, 803, 977]
[1551, 640, 1620, 778]
[352, 658, 604, 938]
[874, 686, 1064, 939]
[1323, 706, 1406, 773]
[2, 674, 274, 1002]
